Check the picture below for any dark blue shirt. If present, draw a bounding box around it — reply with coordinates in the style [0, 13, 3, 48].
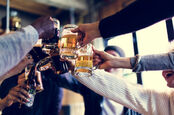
[0, 72, 63, 115]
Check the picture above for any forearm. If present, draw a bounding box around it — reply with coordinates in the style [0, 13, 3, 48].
[114, 52, 174, 72]
[113, 57, 132, 69]
[99, 0, 174, 38]
[0, 25, 38, 77]
[0, 72, 13, 82]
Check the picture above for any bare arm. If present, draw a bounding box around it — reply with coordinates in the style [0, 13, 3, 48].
[93, 49, 132, 70]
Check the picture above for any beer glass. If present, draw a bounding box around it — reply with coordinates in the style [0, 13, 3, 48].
[24, 63, 44, 107]
[74, 43, 94, 77]
[36, 55, 69, 74]
[24, 63, 36, 107]
[59, 24, 79, 59]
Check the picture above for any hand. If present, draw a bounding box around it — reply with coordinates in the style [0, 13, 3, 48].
[93, 49, 116, 70]
[72, 21, 101, 46]
[58, 58, 75, 74]
[65, 60, 75, 73]
[2, 84, 29, 108]
[18, 69, 44, 93]
[93, 48, 131, 70]
[18, 73, 27, 86]
[31, 16, 55, 40]
[35, 71, 44, 93]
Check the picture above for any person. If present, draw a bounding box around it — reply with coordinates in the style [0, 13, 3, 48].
[74, 68, 174, 115]
[103, 46, 141, 115]
[72, 0, 174, 46]
[0, 72, 63, 115]
[0, 16, 56, 77]
[0, 47, 63, 115]
[0, 72, 29, 111]
[71, 0, 174, 72]
[73, 49, 174, 115]
[92, 48, 174, 72]
[162, 70, 174, 88]
[48, 45, 140, 115]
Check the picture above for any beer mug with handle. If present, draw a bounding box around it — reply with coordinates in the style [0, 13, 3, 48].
[59, 24, 79, 59]
[74, 43, 95, 77]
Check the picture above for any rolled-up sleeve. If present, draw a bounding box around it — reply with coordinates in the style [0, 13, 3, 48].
[130, 52, 174, 72]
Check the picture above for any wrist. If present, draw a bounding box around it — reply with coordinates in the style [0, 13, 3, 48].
[113, 57, 131, 69]
[93, 21, 101, 38]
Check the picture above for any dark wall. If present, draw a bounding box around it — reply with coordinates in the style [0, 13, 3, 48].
[0, 5, 39, 28]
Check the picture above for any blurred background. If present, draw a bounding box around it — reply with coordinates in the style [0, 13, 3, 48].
[0, 0, 174, 115]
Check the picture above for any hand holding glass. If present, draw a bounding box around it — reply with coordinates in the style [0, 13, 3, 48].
[59, 24, 79, 59]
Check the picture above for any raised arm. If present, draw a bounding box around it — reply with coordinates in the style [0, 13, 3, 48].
[73, 0, 174, 46]
[99, 0, 174, 38]
[93, 49, 174, 72]
[74, 70, 172, 115]
[0, 26, 38, 77]
[0, 16, 55, 77]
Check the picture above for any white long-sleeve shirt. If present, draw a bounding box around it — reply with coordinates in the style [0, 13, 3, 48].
[74, 70, 174, 115]
[0, 25, 38, 77]
[102, 97, 124, 115]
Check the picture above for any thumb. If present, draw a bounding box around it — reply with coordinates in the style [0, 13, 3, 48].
[71, 27, 80, 33]
[98, 61, 110, 70]
[6, 100, 14, 107]
[93, 48, 103, 56]
[4, 96, 14, 107]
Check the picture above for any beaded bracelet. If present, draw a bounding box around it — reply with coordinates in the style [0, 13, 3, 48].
[132, 54, 141, 71]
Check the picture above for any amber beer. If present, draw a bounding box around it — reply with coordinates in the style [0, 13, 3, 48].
[75, 43, 93, 77]
[75, 55, 93, 74]
[60, 34, 78, 59]
[59, 24, 78, 59]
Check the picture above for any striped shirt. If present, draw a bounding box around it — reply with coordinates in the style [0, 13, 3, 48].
[75, 70, 174, 115]
[0, 25, 38, 77]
